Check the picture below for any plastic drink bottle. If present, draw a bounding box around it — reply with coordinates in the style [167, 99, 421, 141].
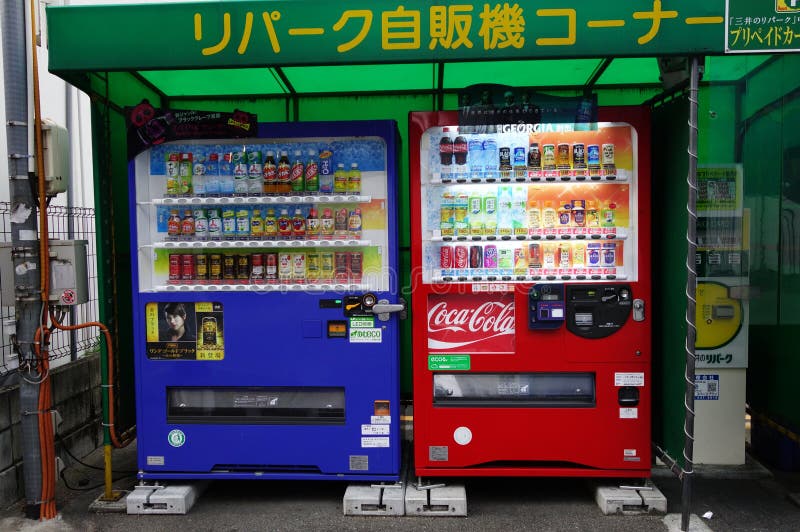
[334, 163, 348, 194]
[290, 150, 304, 194]
[305, 149, 319, 194]
[277, 151, 291, 194]
[220, 153, 235, 195]
[247, 150, 263, 195]
[347, 163, 361, 195]
[439, 127, 454, 178]
[262, 151, 277, 195]
[193, 153, 207, 197]
[232, 151, 247, 196]
[277, 208, 292, 239]
[205, 153, 221, 196]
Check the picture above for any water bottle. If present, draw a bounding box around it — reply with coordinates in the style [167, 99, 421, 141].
[468, 135, 484, 179]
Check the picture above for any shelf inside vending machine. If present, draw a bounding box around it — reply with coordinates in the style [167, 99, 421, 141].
[419, 122, 638, 285]
[134, 134, 393, 293]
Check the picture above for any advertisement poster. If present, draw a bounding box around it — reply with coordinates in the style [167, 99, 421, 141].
[145, 301, 225, 360]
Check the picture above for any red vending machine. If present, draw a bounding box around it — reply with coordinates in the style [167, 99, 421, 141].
[410, 108, 651, 478]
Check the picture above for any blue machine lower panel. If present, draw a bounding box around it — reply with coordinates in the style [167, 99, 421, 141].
[133, 292, 400, 481]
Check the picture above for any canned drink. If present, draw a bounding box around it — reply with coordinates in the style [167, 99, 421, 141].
[293, 253, 306, 283]
[195, 254, 209, 283]
[542, 244, 556, 269]
[469, 245, 483, 268]
[528, 243, 542, 268]
[320, 251, 334, 283]
[573, 243, 586, 268]
[236, 254, 250, 283]
[350, 252, 363, 283]
[602, 143, 615, 165]
[513, 246, 527, 274]
[306, 252, 320, 283]
[181, 253, 195, 282]
[440, 245, 454, 269]
[278, 253, 293, 283]
[265, 252, 278, 283]
[334, 251, 350, 282]
[527, 143, 542, 170]
[572, 143, 586, 168]
[542, 144, 556, 168]
[602, 242, 617, 266]
[587, 144, 601, 166]
[223, 253, 236, 281]
[484, 245, 498, 268]
[587, 243, 602, 267]
[454, 245, 469, 269]
[169, 254, 181, 283]
[556, 143, 571, 167]
[572, 199, 586, 227]
[558, 243, 571, 268]
[498, 247, 513, 270]
[498, 146, 512, 172]
[251, 253, 264, 283]
[209, 254, 222, 283]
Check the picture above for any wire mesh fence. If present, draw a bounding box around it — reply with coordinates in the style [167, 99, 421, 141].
[0, 202, 101, 376]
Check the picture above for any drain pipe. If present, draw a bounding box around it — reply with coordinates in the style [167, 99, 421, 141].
[680, 56, 701, 532]
[2, 0, 44, 518]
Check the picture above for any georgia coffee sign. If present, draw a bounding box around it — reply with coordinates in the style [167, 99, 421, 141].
[427, 294, 515, 354]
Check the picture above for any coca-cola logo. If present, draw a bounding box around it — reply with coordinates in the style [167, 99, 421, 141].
[427, 295, 515, 353]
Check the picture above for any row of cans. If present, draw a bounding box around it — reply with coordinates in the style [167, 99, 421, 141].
[168, 251, 364, 284]
[440, 241, 619, 270]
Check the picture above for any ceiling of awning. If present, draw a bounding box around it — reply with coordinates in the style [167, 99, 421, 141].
[133, 55, 771, 100]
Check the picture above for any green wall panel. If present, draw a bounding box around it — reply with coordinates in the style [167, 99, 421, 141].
[651, 96, 690, 461]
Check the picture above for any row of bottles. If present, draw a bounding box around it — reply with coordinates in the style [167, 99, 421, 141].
[438, 128, 616, 181]
[166, 205, 363, 241]
[440, 189, 616, 238]
[165, 149, 362, 197]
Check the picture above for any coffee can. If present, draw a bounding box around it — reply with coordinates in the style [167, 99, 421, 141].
[350, 251, 363, 283]
[181, 253, 195, 282]
[169, 254, 181, 284]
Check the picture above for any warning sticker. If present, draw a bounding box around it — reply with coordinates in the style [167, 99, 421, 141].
[349, 328, 382, 343]
[695, 374, 720, 400]
[361, 437, 390, 448]
[620, 407, 638, 419]
[362, 424, 390, 435]
[614, 372, 645, 387]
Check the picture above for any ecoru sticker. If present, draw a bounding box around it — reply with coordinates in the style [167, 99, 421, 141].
[349, 328, 382, 343]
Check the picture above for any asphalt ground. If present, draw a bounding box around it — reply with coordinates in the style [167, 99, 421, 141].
[1, 440, 799, 532]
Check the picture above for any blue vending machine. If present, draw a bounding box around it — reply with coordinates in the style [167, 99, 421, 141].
[129, 120, 401, 481]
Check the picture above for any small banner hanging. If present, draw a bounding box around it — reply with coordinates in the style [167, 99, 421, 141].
[126, 100, 257, 159]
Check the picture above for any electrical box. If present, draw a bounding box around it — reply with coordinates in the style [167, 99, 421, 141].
[48, 240, 89, 305]
[0, 240, 88, 304]
[42, 119, 70, 196]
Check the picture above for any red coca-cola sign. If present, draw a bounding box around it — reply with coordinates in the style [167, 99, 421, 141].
[427, 293, 515, 353]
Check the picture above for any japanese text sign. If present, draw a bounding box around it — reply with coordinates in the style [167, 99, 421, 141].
[48, 1, 728, 72]
[726, 0, 800, 53]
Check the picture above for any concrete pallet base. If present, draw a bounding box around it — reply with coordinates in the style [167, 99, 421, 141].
[404, 483, 467, 516]
[342, 484, 405, 516]
[594, 480, 668, 515]
[126, 483, 207, 515]
[662, 513, 713, 532]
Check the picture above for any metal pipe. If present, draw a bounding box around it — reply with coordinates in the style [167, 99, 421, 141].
[2, 0, 43, 517]
[680, 56, 701, 532]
